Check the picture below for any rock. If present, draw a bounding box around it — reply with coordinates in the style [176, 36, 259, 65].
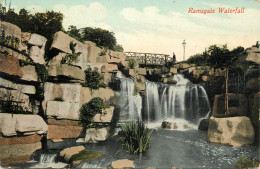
[21, 32, 31, 42]
[111, 159, 135, 169]
[84, 127, 110, 143]
[29, 46, 46, 65]
[48, 52, 67, 66]
[208, 116, 255, 146]
[129, 69, 136, 77]
[46, 101, 80, 120]
[244, 47, 260, 64]
[212, 93, 248, 116]
[136, 68, 147, 75]
[93, 106, 114, 123]
[48, 64, 85, 83]
[198, 119, 209, 132]
[2, 46, 27, 61]
[59, 146, 85, 162]
[47, 125, 83, 139]
[86, 43, 102, 63]
[0, 21, 21, 42]
[51, 139, 63, 143]
[21, 65, 38, 82]
[161, 121, 171, 129]
[202, 76, 210, 82]
[0, 113, 48, 136]
[84, 41, 96, 46]
[28, 33, 47, 47]
[161, 119, 190, 130]
[136, 82, 145, 92]
[47, 118, 79, 126]
[0, 134, 42, 146]
[0, 77, 35, 94]
[0, 54, 23, 78]
[170, 68, 178, 74]
[103, 63, 118, 73]
[51, 31, 74, 54]
[44, 82, 81, 102]
[167, 79, 177, 85]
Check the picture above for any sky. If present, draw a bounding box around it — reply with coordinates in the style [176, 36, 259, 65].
[5, 0, 260, 61]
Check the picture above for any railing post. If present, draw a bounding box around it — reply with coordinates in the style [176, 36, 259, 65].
[145, 53, 147, 66]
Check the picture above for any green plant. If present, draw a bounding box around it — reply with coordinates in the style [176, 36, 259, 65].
[70, 150, 103, 162]
[235, 156, 259, 168]
[81, 66, 106, 90]
[117, 121, 153, 154]
[35, 63, 48, 83]
[53, 97, 64, 101]
[79, 97, 108, 127]
[133, 84, 138, 96]
[128, 58, 137, 69]
[61, 42, 81, 65]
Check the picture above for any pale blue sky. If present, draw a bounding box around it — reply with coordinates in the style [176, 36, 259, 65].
[6, 0, 260, 61]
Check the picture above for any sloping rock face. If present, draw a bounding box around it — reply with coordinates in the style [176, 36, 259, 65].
[208, 116, 255, 146]
[0, 21, 21, 42]
[0, 54, 23, 78]
[0, 113, 48, 136]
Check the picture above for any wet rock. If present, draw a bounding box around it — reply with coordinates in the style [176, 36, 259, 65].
[198, 119, 209, 132]
[0, 55, 23, 78]
[111, 159, 135, 169]
[84, 127, 110, 143]
[59, 146, 85, 163]
[208, 116, 255, 146]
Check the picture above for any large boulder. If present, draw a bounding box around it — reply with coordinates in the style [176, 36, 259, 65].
[208, 116, 255, 146]
[0, 55, 23, 78]
[0, 113, 48, 136]
[21, 65, 38, 82]
[84, 127, 110, 143]
[0, 77, 35, 95]
[29, 46, 46, 65]
[0, 21, 21, 42]
[28, 33, 47, 47]
[44, 82, 81, 102]
[46, 101, 80, 120]
[48, 64, 85, 83]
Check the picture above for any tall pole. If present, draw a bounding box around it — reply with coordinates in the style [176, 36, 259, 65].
[182, 40, 186, 61]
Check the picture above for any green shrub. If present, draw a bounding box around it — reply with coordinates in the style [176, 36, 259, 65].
[53, 97, 64, 101]
[61, 42, 81, 65]
[235, 156, 259, 168]
[81, 67, 106, 90]
[117, 121, 153, 154]
[79, 97, 108, 127]
[0, 100, 32, 114]
[128, 58, 137, 69]
[70, 150, 103, 162]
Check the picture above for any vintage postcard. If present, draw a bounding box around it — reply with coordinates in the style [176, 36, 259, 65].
[0, 0, 259, 168]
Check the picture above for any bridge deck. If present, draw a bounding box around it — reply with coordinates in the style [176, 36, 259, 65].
[124, 52, 171, 66]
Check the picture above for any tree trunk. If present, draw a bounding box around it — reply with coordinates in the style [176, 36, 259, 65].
[225, 68, 229, 115]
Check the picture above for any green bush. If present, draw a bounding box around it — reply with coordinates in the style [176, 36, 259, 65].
[117, 121, 153, 154]
[235, 156, 259, 168]
[61, 42, 81, 65]
[0, 100, 32, 114]
[128, 58, 138, 69]
[79, 97, 108, 127]
[81, 67, 106, 90]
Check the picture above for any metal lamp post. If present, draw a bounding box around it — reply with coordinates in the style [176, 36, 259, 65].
[182, 40, 186, 61]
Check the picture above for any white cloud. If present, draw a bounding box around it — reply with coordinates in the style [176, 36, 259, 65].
[53, 2, 111, 30]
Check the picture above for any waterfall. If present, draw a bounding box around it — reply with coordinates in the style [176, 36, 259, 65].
[117, 72, 142, 122]
[30, 154, 68, 168]
[39, 154, 56, 163]
[145, 74, 210, 125]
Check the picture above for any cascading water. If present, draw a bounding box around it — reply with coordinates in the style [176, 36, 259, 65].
[145, 74, 210, 126]
[117, 71, 142, 122]
[30, 154, 68, 168]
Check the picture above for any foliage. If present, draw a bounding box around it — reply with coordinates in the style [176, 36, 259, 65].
[117, 121, 153, 154]
[79, 97, 108, 127]
[0, 100, 32, 114]
[67, 25, 82, 41]
[82, 67, 106, 90]
[133, 84, 138, 96]
[70, 150, 103, 162]
[61, 42, 81, 65]
[0, 35, 20, 49]
[235, 156, 259, 168]
[113, 44, 124, 52]
[187, 50, 209, 66]
[53, 97, 64, 102]
[128, 58, 138, 69]
[35, 63, 48, 83]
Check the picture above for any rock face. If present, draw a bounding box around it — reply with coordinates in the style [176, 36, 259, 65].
[47, 125, 83, 139]
[0, 55, 23, 78]
[84, 127, 110, 143]
[21, 65, 38, 82]
[111, 159, 135, 169]
[198, 119, 209, 132]
[0, 77, 35, 94]
[29, 46, 46, 65]
[48, 64, 85, 83]
[28, 33, 47, 47]
[208, 116, 255, 146]
[59, 146, 85, 162]
[0, 21, 21, 42]
[0, 113, 48, 136]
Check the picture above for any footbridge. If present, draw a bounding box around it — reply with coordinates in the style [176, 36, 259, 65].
[124, 52, 171, 66]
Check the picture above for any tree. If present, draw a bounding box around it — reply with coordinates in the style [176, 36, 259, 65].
[67, 25, 82, 41]
[207, 45, 244, 114]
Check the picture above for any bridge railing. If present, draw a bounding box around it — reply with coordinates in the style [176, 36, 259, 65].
[124, 52, 171, 66]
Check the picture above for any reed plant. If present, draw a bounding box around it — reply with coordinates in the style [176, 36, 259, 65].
[117, 121, 153, 154]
